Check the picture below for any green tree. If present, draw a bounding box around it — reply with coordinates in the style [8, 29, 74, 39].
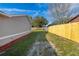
[32, 16, 48, 27]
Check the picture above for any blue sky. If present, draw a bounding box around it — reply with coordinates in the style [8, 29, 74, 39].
[0, 3, 79, 24]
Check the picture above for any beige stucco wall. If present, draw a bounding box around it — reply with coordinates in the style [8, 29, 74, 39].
[0, 16, 31, 46]
[0, 16, 31, 36]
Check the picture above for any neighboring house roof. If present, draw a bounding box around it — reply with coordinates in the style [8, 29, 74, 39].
[0, 11, 29, 17]
[68, 15, 79, 23]
[0, 12, 27, 17]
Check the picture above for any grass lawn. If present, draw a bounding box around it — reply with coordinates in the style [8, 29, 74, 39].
[1, 30, 47, 56]
[1, 30, 41, 56]
[47, 32, 79, 56]
[1, 29, 79, 56]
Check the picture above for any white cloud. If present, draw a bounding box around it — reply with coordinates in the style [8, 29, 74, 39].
[0, 8, 36, 12]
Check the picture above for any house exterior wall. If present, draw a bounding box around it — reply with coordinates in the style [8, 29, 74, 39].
[0, 16, 31, 47]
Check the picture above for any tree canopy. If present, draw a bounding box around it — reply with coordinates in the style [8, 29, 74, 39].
[32, 16, 48, 27]
[48, 3, 72, 25]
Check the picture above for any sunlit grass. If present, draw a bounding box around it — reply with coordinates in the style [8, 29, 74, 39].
[47, 32, 79, 56]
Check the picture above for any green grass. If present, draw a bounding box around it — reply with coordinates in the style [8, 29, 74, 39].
[1, 31, 40, 56]
[2, 29, 79, 56]
[47, 33, 79, 56]
[1, 30, 47, 56]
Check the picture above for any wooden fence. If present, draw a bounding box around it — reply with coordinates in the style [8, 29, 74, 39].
[48, 22, 79, 43]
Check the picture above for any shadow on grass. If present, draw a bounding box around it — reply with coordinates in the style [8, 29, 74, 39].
[47, 32, 79, 56]
[0, 31, 40, 56]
